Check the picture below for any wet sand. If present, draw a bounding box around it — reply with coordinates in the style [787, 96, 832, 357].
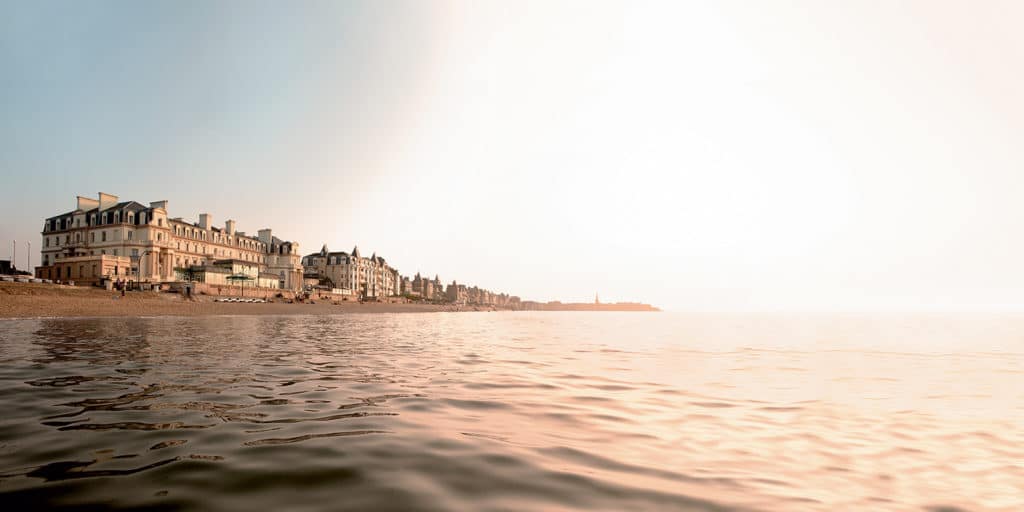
[0, 282, 474, 318]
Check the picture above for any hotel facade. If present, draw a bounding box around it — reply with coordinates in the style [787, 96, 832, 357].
[36, 193, 303, 290]
[301, 245, 401, 299]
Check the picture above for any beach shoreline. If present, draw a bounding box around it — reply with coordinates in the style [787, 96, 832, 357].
[0, 282, 490, 319]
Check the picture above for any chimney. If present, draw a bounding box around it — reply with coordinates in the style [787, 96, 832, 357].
[225, 220, 236, 235]
[98, 192, 118, 211]
[258, 229, 272, 244]
[199, 213, 212, 230]
[76, 195, 99, 211]
[149, 200, 167, 210]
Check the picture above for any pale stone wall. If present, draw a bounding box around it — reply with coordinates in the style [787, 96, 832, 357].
[185, 282, 294, 300]
[36, 255, 132, 286]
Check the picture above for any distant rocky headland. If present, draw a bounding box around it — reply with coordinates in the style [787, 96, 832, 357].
[519, 301, 660, 312]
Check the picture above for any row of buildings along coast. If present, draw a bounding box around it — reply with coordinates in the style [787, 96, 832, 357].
[300, 246, 519, 306]
[33, 192, 520, 306]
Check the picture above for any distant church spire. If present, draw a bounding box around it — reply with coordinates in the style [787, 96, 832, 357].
[595, 292, 600, 304]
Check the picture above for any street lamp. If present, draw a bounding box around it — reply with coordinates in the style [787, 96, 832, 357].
[131, 249, 156, 290]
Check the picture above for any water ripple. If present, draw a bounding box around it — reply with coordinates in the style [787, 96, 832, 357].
[0, 313, 1022, 511]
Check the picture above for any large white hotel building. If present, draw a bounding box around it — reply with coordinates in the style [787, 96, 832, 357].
[36, 192, 303, 290]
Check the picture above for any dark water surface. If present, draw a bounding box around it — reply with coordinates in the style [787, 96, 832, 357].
[1, 312, 1022, 511]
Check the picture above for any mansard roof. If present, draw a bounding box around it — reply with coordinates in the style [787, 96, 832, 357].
[112, 201, 148, 212]
[97, 201, 148, 215]
[45, 210, 78, 221]
[304, 250, 350, 260]
[46, 200, 149, 221]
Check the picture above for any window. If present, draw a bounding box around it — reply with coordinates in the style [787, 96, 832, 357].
[131, 249, 138, 257]
[45, 238, 49, 247]
[102, 231, 107, 242]
[127, 231, 133, 241]
[158, 218, 163, 227]
[65, 235, 69, 244]
[113, 249, 118, 256]
[90, 232, 95, 242]
[101, 250, 105, 255]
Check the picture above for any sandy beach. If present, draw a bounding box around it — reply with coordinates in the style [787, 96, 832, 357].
[0, 282, 483, 319]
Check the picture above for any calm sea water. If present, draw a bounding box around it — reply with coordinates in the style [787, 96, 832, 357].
[0, 312, 1021, 511]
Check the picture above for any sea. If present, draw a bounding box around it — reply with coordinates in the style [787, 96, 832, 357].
[0, 312, 1021, 511]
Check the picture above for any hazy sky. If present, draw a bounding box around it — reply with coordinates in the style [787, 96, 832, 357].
[2, 1, 1024, 311]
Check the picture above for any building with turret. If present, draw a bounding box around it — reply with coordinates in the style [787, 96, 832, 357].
[407, 272, 443, 300]
[301, 245, 400, 299]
